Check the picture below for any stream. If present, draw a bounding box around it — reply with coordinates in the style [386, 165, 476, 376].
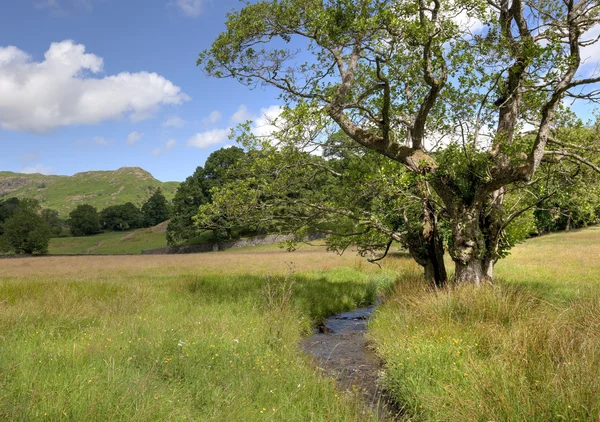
[301, 305, 399, 420]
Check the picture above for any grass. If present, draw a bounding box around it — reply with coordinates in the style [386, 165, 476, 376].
[0, 247, 404, 421]
[48, 228, 168, 255]
[369, 227, 600, 421]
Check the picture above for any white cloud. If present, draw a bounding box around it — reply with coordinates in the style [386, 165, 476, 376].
[153, 139, 177, 156]
[187, 128, 229, 149]
[21, 164, 54, 175]
[202, 110, 223, 126]
[252, 106, 284, 138]
[582, 25, 600, 64]
[93, 136, 109, 146]
[171, 0, 205, 18]
[127, 131, 144, 146]
[230, 104, 252, 125]
[0, 40, 189, 133]
[451, 10, 485, 34]
[163, 116, 186, 128]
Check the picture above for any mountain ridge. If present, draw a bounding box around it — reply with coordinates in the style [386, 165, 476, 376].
[0, 167, 179, 216]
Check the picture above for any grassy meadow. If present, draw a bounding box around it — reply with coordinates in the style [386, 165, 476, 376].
[371, 227, 600, 421]
[0, 246, 404, 421]
[48, 227, 169, 255]
[3, 228, 600, 421]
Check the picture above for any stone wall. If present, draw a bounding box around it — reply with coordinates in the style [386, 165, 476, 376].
[141, 233, 318, 255]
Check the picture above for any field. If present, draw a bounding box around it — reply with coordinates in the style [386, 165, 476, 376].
[2, 229, 600, 421]
[48, 228, 169, 255]
[371, 227, 600, 421]
[0, 246, 404, 421]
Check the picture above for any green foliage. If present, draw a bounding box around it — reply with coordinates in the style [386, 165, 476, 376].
[166, 166, 208, 245]
[40, 209, 64, 237]
[0, 197, 21, 234]
[100, 202, 143, 231]
[203, 146, 246, 200]
[141, 188, 169, 228]
[68, 204, 101, 237]
[168, 147, 247, 245]
[1, 199, 51, 254]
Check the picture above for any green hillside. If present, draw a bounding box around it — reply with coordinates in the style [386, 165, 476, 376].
[0, 167, 179, 216]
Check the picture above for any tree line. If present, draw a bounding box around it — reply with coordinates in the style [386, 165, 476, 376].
[0, 188, 170, 255]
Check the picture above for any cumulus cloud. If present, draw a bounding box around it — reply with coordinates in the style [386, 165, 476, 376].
[163, 116, 186, 128]
[153, 139, 177, 156]
[171, 0, 205, 18]
[187, 128, 230, 149]
[187, 106, 283, 150]
[251, 106, 284, 138]
[202, 110, 223, 126]
[0, 40, 189, 133]
[230, 105, 252, 125]
[21, 164, 54, 175]
[127, 131, 144, 146]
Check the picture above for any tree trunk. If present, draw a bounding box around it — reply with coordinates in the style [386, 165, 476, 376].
[448, 207, 487, 285]
[566, 211, 572, 232]
[455, 259, 485, 285]
[482, 258, 495, 284]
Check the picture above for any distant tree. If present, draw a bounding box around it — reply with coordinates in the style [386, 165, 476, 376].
[166, 146, 248, 245]
[0, 197, 21, 234]
[68, 204, 102, 236]
[41, 209, 63, 237]
[100, 202, 143, 231]
[1, 198, 51, 254]
[166, 166, 208, 245]
[141, 188, 170, 227]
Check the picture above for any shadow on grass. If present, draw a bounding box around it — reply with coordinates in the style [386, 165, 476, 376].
[174, 273, 384, 322]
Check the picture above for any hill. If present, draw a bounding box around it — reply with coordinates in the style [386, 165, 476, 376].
[0, 167, 179, 216]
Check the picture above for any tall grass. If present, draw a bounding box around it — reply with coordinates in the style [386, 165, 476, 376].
[370, 229, 600, 421]
[0, 248, 400, 421]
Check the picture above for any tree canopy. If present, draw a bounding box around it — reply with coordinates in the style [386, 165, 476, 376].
[69, 204, 102, 237]
[1, 199, 51, 255]
[142, 188, 170, 228]
[199, 0, 600, 286]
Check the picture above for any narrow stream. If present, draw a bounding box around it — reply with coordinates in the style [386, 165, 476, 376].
[301, 305, 398, 420]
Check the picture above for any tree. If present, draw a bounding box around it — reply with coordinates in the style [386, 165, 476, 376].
[41, 209, 64, 237]
[199, 0, 600, 285]
[1, 199, 51, 254]
[69, 204, 102, 236]
[166, 147, 247, 244]
[0, 197, 21, 234]
[141, 188, 170, 227]
[203, 146, 246, 200]
[100, 202, 143, 231]
[166, 166, 209, 245]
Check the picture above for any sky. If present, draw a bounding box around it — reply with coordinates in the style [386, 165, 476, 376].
[1, 1, 600, 182]
[0, 0, 283, 181]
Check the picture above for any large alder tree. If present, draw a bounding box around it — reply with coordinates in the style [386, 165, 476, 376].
[199, 0, 600, 285]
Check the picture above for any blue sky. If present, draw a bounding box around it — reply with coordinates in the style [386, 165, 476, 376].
[0, 0, 282, 181]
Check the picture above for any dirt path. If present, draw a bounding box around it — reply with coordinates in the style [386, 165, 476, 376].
[301, 306, 400, 421]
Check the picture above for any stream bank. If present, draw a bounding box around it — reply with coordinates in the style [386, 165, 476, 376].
[301, 305, 400, 420]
